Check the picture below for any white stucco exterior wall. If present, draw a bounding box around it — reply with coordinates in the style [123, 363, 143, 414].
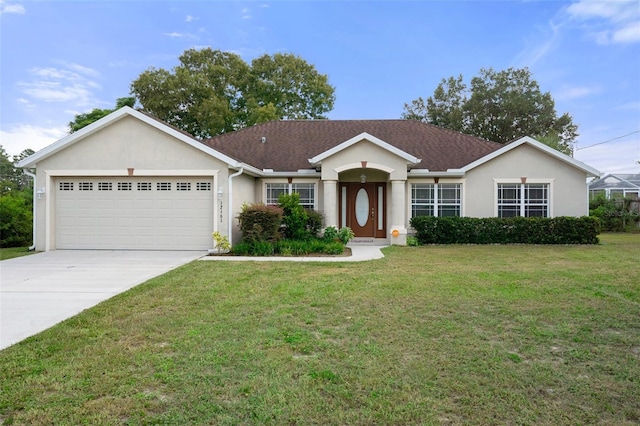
[230, 173, 257, 245]
[31, 116, 230, 251]
[463, 144, 590, 218]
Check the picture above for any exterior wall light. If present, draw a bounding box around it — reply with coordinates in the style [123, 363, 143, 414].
[36, 187, 46, 200]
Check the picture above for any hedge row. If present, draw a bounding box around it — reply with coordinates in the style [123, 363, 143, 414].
[410, 216, 600, 245]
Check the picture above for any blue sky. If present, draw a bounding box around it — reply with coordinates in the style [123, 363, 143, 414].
[1, 0, 639, 175]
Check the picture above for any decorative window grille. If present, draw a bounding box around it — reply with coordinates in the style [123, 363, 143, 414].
[177, 182, 191, 191]
[98, 182, 112, 191]
[265, 183, 316, 209]
[157, 182, 171, 191]
[79, 182, 93, 191]
[196, 182, 211, 191]
[118, 182, 132, 191]
[137, 182, 152, 191]
[497, 183, 548, 218]
[411, 183, 461, 217]
[59, 182, 74, 191]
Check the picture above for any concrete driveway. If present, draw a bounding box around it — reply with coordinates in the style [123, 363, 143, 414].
[0, 250, 205, 350]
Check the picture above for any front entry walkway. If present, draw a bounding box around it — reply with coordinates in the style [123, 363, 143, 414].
[200, 244, 387, 262]
[0, 250, 204, 350]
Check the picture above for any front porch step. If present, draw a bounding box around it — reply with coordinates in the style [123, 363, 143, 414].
[348, 238, 389, 246]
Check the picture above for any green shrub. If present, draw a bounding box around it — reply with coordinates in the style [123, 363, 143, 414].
[278, 193, 308, 240]
[231, 241, 252, 256]
[237, 203, 283, 243]
[410, 216, 599, 245]
[406, 236, 420, 246]
[269, 238, 346, 256]
[323, 226, 339, 241]
[589, 194, 639, 232]
[305, 209, 324, 237]
[323, 241, 344, 255]
[251, 241, 275, 256]
[338, 227, 355, 244]
[0, 192, 32, 248]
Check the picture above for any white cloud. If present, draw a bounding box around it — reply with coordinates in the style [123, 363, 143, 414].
[513, 20, 562, 67]
[242, 7, 251, 19]
[0, 124, 68, 157]
[0, 0, 25, 14]
[185, 15, 197, 23]
[17, 65, 101, 106]
[574, 133, 640, 174]
[567, 1, 637, 23]
[163, 31, 197, 40]
[612, 21, 640, 43]
[555, 85, 599, 101]
[566, 0, 640, 45]
[616, 101, 640, 110]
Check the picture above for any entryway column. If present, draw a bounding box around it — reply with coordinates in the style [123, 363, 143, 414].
[390, 180, 407, 245]
[323, 180, 338, 228]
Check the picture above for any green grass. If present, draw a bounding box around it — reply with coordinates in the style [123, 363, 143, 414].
[0, 247, 34, 261]
[1, 233, 639, 425]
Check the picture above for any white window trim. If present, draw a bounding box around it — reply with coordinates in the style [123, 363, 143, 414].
[493, 178, 554, 218]
[409, 180, 464, 219]
[263, 179, 318, 210]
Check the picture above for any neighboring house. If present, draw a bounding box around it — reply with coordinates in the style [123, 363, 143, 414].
[588, 173, 640, 199]
[18, 106, 600, 251]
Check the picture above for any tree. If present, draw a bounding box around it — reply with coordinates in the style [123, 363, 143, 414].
[0, 145, 33, 247]
[402, 67, 578, 150]
[130, 48, 335, 139]
[69, 97, 135, 133]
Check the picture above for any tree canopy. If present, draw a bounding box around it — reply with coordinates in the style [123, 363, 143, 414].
[69, 97, 135, 133]
[402, 67, 578, 154]
[0, 145, 34, 247]
[130, 48, 336, 139]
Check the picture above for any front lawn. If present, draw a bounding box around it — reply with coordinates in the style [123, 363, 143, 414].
[0, 247, 34, 261]
[1, 234, 638, 424]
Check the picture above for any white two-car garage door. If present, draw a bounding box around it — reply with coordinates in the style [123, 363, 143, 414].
[55, 177, 214, 250]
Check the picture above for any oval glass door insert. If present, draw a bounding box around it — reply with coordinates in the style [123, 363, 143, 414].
[355, 188, 369, 227]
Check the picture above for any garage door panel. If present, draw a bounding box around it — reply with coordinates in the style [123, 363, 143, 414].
[56, 177, 213, 250]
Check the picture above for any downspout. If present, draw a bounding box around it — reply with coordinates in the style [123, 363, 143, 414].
[24, 171, 37, 251]
[227, 167, 244, 247]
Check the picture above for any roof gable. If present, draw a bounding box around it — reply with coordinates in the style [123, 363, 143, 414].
[308, 132, 420, 165]
[589, 173, 640, 190]
[17, 106, 240, 168]
[458, 136, 600, 177]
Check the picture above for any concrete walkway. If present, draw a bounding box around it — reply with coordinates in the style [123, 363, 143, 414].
[199, 244, 387, 262]
[0, 250, 204, 350]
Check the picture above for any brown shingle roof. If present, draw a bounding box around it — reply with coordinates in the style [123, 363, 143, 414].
[203, 119, 504, 172]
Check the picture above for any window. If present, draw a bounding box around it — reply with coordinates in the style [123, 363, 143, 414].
[266, 182, 316, 209]
[197, 182, 211, 191]
[137, 182, 152, 191]
[177, 182, 191, 191]
[98, 182, 112, 191]
[497, 183, 549, 218]
[118, 182, 132, 191]
[157, 182, 171, 191]
[59, 182, 74, 191]
[266, 183, 287, 205]
[79, 182, 93, 191]
[411, 183, 461, 217]
[292, 183, 315, 210]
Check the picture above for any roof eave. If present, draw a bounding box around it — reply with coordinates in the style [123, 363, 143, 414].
[408, 169, 465, 178]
